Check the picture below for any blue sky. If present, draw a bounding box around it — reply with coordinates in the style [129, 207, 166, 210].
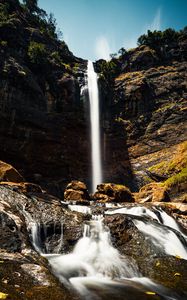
[38, 0, 187, 61]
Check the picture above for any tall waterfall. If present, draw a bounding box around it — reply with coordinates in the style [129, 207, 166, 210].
[87, 60, 102, 192]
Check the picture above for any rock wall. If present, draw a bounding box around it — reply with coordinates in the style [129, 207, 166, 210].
[100, 42, 187, 198]
[0, 58, 90, 197]
[0, 0, 92, 197]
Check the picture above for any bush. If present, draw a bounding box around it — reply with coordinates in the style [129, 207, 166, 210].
[137, 27, 184, 49]
[99, 60, 119, 81]
[0, 3, 9, 24]
[28, 41, 48, 65]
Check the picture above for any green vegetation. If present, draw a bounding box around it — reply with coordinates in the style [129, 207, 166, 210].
[163, 167, 187, 189]
[149, 161, 166, 173]
[98, 60, 120, 82]
[28, 41, 48, 65]
[0, 41, 7, 47]
[149, 141, 187, 177]
[21, 0, 62, 39]
[137, 27, 187, 50]
[0, 3, 9, 23]
[148, 142, 187, 193]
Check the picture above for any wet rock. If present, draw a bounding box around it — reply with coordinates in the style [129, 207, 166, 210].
[0, 255, 80, 300]
[64, 180, 90, 202]
[104, 213, 187, 296]
[0, 185, 83, 299]
[93, 183, 134, 203]
[0, 185, 84, 253]
[0, 161, 24, 183]
[0, 211, 22, 252]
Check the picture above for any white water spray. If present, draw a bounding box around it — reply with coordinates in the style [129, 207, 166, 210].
[87, 60, 102, 192]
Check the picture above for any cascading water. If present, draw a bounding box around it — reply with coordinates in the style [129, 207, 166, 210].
[29, 220, 64, 254]
[46, 215, 139, 280]
[43, 214, 180, 300]
[106, 206, 187, 260]
[87, 60, 102, 192]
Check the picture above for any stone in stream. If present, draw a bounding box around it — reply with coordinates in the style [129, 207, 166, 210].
[64, 180, 90, 203]
[92, 183, 134, 203]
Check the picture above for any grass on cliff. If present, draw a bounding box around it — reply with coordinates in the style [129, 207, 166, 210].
[149, 141, 187, 191]
[149, 141, 187, 176]
[163, 167, 187, 189]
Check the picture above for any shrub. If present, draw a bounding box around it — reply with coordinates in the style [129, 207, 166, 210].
[99, 60, 119, 81]
[137, 27, 184, 50]
[28, 41, 48, 65]
[0, 40, 7, 47]
[0, 3, 9, 24]
[50, 51, 63, 65]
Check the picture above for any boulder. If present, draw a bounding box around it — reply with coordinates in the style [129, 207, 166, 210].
[66, 180, 87, 191]
[64, 180, 90, 201]
[0, 161, 24, 183]
[135, 182, 170, 203]
[93, 183, 134, 203]
[0, 181, 42, 194]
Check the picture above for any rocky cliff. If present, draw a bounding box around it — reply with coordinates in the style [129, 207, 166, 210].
[99, 38, 187, 201]
[0, 0, 91, 197]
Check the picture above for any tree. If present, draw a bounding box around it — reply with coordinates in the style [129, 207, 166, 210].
[47, 13, 57, 38]
[23, 0, 38, 14]
[162, 28, 177, 45]
[118, 47, 127, 56]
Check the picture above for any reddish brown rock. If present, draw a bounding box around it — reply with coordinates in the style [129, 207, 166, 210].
[0, 181, 42, 194]
[0, 160, 24, 183]
[135, 182, 170, 203]
[93, 183, 134, 203]
[64, 180, 90, 201]
[66, 180, 87, 191]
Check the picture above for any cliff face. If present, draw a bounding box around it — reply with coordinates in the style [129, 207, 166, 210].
[106, 42, 187, 199]
[0, 0, 91, 196]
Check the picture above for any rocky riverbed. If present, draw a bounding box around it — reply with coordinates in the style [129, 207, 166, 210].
[0, 174, 187, 300]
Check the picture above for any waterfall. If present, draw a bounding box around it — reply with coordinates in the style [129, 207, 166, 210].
[87, 60, 102, 192]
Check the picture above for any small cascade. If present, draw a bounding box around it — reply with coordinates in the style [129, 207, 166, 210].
[45, 214, 182, 300]
[31, 222, 44, 253]
[134, 219, 187, 259]
[106, 206, 160, 221]
[68, 205, 92, 215]
[87, 60, 102, 192]
[30, 219, 64, 254]
[106, 206, 187, 260]
[46, 215, 139, 282]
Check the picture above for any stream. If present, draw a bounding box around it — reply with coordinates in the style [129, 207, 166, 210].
[29, 204, 187, 300]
